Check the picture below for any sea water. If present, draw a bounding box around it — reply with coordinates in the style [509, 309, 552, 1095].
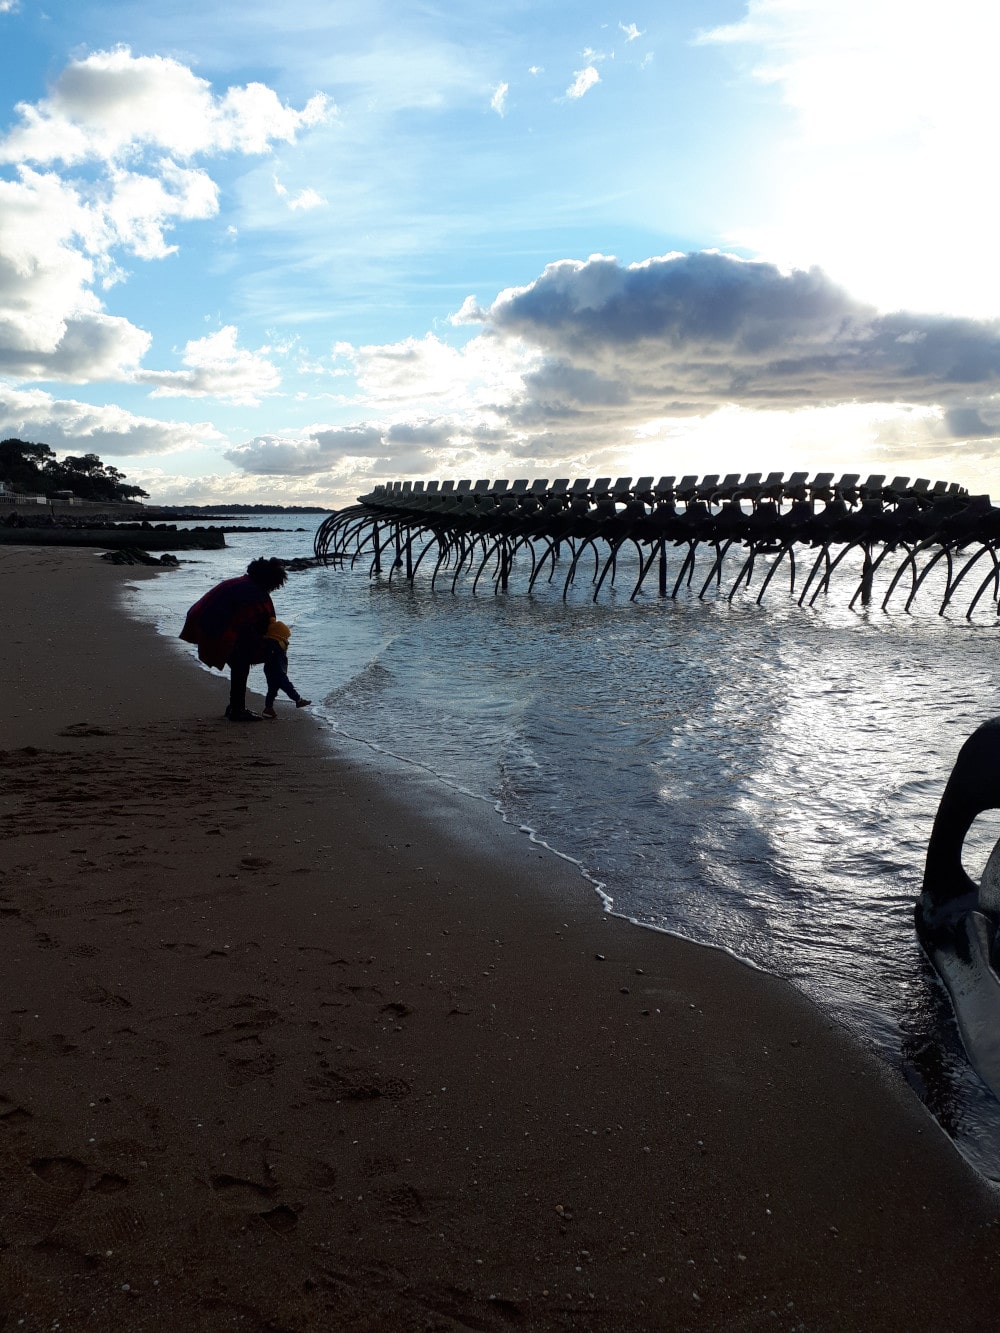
[123, 514, 1000, 1178]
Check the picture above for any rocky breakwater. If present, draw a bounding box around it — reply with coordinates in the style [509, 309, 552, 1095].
[0, 511, 226, 551]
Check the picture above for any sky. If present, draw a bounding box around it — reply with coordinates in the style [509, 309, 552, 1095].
[2, 0, 1000, 508]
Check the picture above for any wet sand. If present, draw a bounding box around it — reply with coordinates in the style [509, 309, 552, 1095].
[1, 544, 998, 1331]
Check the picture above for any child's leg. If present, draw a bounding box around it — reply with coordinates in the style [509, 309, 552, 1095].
[266, 650, 301, 704]
[263, 659, 281, 709]
[276, 671, 302, 703]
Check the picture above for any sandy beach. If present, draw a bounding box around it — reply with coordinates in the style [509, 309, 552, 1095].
[1, 544, 999, 1331]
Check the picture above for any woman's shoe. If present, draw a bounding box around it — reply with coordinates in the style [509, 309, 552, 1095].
[262, 707, 277, 719]
[227, 708, 261, 722]
[295, 699, 312, 708]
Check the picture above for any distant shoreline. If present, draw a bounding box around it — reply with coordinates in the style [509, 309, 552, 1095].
[141, 503, 334, 517]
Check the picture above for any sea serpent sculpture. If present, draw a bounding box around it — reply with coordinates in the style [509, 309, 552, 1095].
[318, 472, 1000, 1089]
[315, 471, 1000, 616]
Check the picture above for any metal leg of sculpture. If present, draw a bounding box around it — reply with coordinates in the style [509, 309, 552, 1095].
[671, 543, 697, 599]
[797, 545, 830, 607]
[881, 542, 927, 611]
[904, 545, 952, 614]
[629, 543, 660, 601]
[966, 558, 1000, 620]
[699, 540, 733, 600]
[472, 537, 504, 595]
[848, 543, 898, 611]
[728, 546, 757, 603]
[563, 538, 591, 600]
[809, 541, 862, 607]
[593, 539, 625, 601]
[410, 533, 441, 583]
[940, 544, 996, 615]
[755, 545, 794, 606]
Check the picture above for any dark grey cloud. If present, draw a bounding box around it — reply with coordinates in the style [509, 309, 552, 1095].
[225, 428, 381, 476]
[226, 424, 447, 477]
[521, 362, 631, 409]
[945, 406, 997, 438]
[479, 252, 1000, 412]
[384, 421, 454, 447]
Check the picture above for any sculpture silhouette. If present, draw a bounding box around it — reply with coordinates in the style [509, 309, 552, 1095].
[314, 472, 1000, 614]
[918, 718, 1000, 1100]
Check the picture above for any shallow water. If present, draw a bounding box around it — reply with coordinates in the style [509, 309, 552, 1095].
[126, 516, 1000, 1178]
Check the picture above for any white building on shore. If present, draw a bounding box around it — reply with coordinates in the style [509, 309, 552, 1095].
[0, 480, 50, 506]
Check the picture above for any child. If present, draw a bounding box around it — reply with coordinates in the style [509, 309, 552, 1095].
[261, 619, 311, 719]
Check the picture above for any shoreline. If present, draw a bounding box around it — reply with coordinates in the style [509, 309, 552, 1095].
[3, 544, 1000, 1330]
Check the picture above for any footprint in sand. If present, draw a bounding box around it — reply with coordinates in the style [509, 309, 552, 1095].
[0, 1094, 32, 1125]
[89, 1172, 128, 1194]
[30, 1156, 89, 1196]
[380, 1183, 428, 1225]
[309, 1062, 411, 1102]
[81, 983, 131, 1009]
[210, 1173, 277, 1202]
[259, 1204, 299, 1234]
[362, 1153, 400, 1178]
[29, 1238, 97, 1277]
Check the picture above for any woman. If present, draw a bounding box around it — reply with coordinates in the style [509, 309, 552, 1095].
[179, 556, 288, 721]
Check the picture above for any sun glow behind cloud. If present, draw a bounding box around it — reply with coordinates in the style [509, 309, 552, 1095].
[701, 0, 1000, 318]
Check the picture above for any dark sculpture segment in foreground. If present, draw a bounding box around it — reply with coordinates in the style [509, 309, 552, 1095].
[919, 719, 1000, 1101]
[314, 471, 1000, 615]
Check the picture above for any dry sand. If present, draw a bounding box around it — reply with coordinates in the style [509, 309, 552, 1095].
[1, 544, 999, 1331]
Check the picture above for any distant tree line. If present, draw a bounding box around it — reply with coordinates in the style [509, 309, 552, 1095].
[0, 439, 148, 503]
[151, 503, 332, 514]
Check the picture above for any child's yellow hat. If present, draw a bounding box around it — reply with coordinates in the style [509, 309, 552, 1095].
[264, 620, 291, 643]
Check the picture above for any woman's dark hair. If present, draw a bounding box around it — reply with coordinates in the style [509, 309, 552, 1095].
[246, 556, 288, 592]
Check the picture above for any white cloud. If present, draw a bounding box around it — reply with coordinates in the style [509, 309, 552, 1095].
[222, 332, 545, 483]
[0, 47, 330, 166]
[273, 176, 326, 211]
[619, 23, 643, 42]
[0, 162, 153, 380]
[332, 331, 538, 415]
[224, 416, 518, 482]
[0, 48, 329, 385]
[490, 82, 509, 117]
[0, 384, 224, 455]
[134, 326, 282, 404]
[565, 66, 600, 99]
[103, 161, 219, 260]
[287, 186, 325, 211]
[0, 169, 118, 357]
